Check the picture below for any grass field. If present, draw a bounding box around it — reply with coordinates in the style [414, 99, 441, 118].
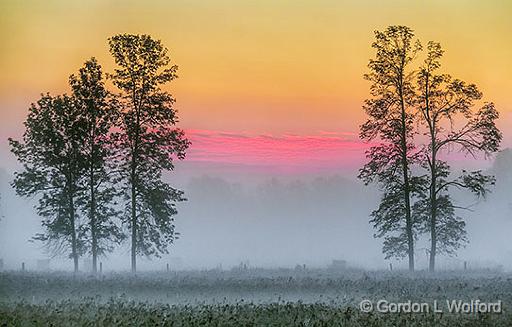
[1, 269, 510, 326]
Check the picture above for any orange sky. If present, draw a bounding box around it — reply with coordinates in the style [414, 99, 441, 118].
[1, 0, 511, 172]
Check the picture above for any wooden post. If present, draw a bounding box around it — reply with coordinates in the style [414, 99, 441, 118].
[166, 263, 169, 272]
[99, 262, 103, 274]
[389, 263, 393, 271]
[464, 261, 467, 271]
[22, 262, 25, 272]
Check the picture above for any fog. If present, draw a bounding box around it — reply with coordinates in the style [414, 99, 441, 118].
[1, 149, 512, 272]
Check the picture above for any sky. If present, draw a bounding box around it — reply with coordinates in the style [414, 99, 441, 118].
[1, 0, 512, 175]
[1, 1, 512, 271]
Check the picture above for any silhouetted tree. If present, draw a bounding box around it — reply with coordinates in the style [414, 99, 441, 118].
[415, 41, 502, 271]
[70, 58, 124, 274]
[359, 26, 422, 271]
[9, 95, 88, 272]
[108, 34, 190, 273]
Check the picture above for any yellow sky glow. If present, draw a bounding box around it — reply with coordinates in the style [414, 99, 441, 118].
[1, 0, 511, 136]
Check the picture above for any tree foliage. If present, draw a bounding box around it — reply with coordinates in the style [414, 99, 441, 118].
[360, 27, 502, 271]
[9, 35, 190, 272]
[108, 34, 190, 272]
[359, 26, 421, 270]
[416, 41, 502, 270]
[70, 58, 124, 273]
[9, 95, 87, 272]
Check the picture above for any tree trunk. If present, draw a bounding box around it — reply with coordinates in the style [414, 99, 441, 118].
[131, 96, 141, 274]
[90, 122, 98, 275]
[429, 130, 437, 272]
[429, 204, 437, 272]
[425, 79, 437, 273]
[90, 166, 97, 274]
[398, 81, 414, 272]
[404, 175, 414, 272]
[131, 162, 137, 274]
[402, 136, 414, 272]
[68, 183, 79, 274]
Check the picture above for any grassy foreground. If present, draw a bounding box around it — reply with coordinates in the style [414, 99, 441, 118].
[0, 299, 510, 327]
[0, 270, 510, 326]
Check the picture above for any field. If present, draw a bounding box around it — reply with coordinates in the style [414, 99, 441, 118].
[1, 268, 511, 326]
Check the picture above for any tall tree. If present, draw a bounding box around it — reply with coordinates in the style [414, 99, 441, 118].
[359, 26, 421, 271]
[9, 94, 87, 272]
[416, 41, 502, 272]
[70, 58, 124, 274]
[108, 34, 190, 273]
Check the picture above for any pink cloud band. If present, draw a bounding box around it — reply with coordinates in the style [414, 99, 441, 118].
[184, 129, 374, 174]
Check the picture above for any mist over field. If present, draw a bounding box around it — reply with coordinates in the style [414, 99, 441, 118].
[1, 148, 511, 272]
